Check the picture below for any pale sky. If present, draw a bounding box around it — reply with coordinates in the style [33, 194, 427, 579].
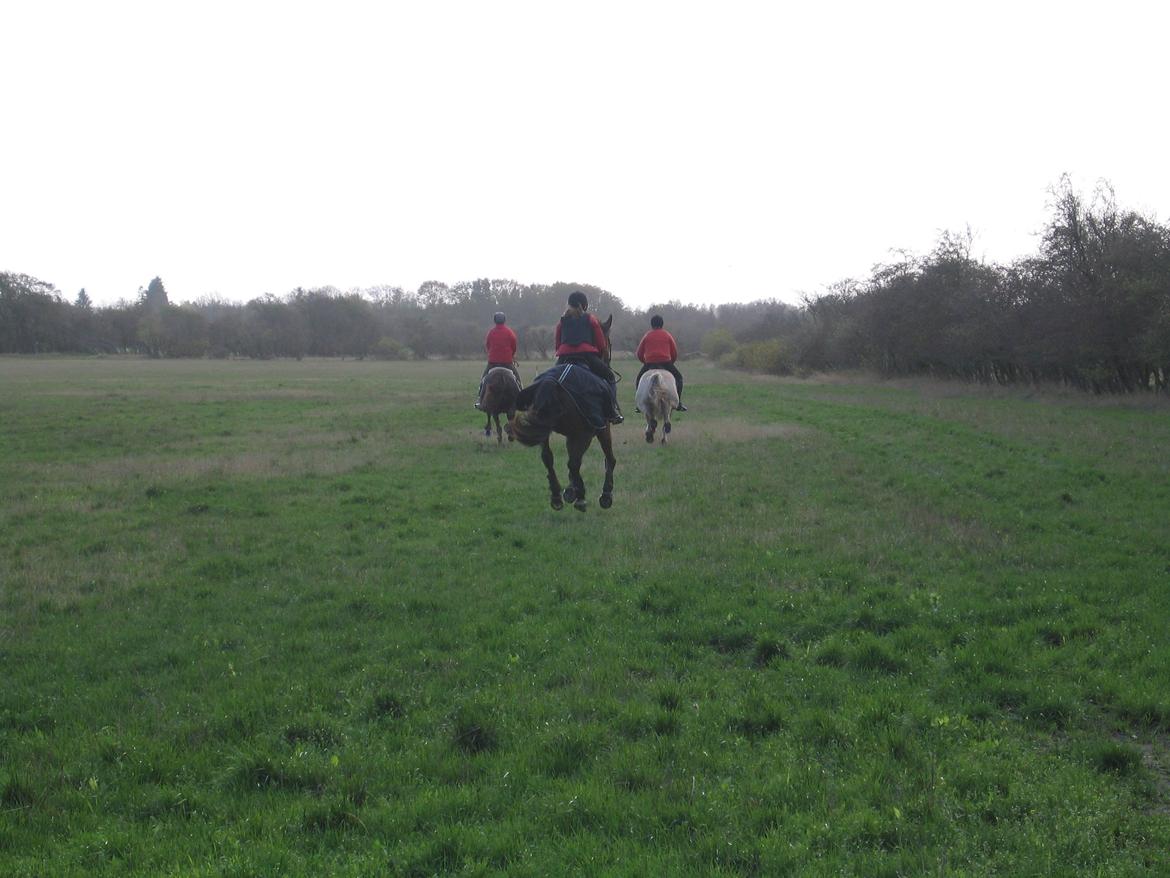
[3, 0, 1168, 310]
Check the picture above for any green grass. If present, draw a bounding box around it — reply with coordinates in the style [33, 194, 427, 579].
[2, 356, 1168, 876]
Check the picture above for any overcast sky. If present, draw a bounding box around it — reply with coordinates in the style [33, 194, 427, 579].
[3, 0, 1168, 310]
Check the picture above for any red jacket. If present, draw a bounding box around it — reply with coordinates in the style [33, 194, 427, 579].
[555, 314, 608, 357]
[485, 324, 518, 363]
[636, 328, 678, 364]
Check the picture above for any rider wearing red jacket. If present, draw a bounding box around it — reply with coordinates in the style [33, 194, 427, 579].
[634, 315, 687, 411]
[475, 312, 521, 408]
[554, 290, 623, 424]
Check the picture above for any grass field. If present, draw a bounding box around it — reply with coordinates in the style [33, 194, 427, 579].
[2, 356, 1169, 876]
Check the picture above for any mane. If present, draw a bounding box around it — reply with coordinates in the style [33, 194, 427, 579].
[511, 380, 562, 446]
[511, 410, 554, 447]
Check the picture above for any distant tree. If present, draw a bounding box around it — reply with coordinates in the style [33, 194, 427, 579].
[1029, 178, 1170, 390]
[140, 276, 169, 313]
[366, 285, 410, 307]
[0, 272, 70, 352]
[794, 282, 864, 372]
[520, 325, 554, 359]
[243, 295, 308, 359]
[288, 289, 380, 357]
[400, 311, 434, 359]
[75, 288, 92, 310]
[432, 317, 479, 358]
[417, 280, 453, 309]
[155, 306, 210, 357]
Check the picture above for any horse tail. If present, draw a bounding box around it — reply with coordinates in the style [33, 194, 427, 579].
[648, 372, 671, 413]
[511, 410, 553, 446]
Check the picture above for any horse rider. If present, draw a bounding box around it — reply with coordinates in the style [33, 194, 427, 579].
[475, 311, 521, 409]
[634, 314, 688, 412]
[554, 291, 624, 425]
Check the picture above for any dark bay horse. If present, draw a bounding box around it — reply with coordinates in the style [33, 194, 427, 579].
[511, 315, 617, 511]
[480, 367, 519, 444]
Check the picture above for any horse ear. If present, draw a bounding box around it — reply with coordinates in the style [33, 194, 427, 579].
[601, 314, 613, 333]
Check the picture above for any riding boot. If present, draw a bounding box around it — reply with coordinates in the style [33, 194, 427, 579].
[474, 374, 485, 409]
[608, 382, 624, 425]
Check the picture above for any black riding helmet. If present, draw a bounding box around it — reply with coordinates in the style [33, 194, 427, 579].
[568, 291, 589, 311]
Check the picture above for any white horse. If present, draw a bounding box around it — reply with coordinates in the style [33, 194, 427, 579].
[634, 369, 680, 444]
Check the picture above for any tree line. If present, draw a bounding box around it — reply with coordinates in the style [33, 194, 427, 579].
[3, 180, 1168, 393]
[786, 181, 1170, 393]
[0, 272, 785, 367]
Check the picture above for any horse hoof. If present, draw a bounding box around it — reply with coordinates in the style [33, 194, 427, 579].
[563, 486, 576, 503]
[599, 494, 613, 509]
[664, 422, 672, 434]
[644, 431, 654, 443]
[484, 428, 492, 436]
[574, 499, 587, 512]
[551, 496, 564, 511]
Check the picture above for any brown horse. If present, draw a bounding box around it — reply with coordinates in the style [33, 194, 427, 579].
[511, 316, 617, 511]
[480, 367, 519, 444]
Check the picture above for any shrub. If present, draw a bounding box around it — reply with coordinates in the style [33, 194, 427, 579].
[372, 336, 413, 360]
[725, 338, 796, 375]
[701, 328, 736, 359]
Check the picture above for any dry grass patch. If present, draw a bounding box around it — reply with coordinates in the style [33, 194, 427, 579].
[1137, 738, 1170, 814]
[21, 443, 383, 487]
[677, 418, 811, 444]
[17, 426, 399, 485]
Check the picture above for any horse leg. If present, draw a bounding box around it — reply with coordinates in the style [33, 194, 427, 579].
[541, 438, 563, 510]
[645, 417, 656, 444]
[596, 426, 617, 509]
[662, 406, 671, 444]
[565, 433, 592, 511]
[484, 412, 492, 437]
[505, 408, 516, 442]
[494, 413, 503, 444]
